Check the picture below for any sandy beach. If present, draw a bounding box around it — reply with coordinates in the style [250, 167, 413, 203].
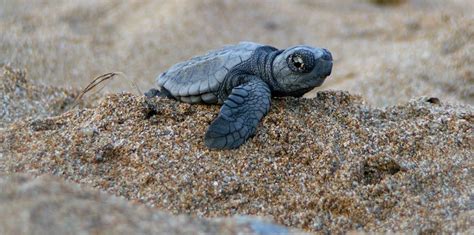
[1, 0, 473, 233]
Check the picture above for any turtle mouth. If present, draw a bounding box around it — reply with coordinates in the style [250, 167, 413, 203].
[323, 61, 333, 77]
[316, 60, 333, 79]
[308, 60, 332, 88]
[312, 77, 326, 88]
[315, 48, 333, 78]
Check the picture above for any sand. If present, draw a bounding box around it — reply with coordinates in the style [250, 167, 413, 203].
[1, 67, 472, 233]
[1, 0, 473, 107]
[0, 66, 89, 128]
[0, 174, 301, 235]
[1, 0, 473, 233]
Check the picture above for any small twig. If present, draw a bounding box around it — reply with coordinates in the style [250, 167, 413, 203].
[71, 72, 143, 109]
[114, 71, 143, 95]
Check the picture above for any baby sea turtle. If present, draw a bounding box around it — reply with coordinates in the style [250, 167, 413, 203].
[146, 42, 333, 150]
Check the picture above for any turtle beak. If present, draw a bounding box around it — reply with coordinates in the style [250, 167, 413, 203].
[322, 61, 332, 77]
[318, 48, 333, 78]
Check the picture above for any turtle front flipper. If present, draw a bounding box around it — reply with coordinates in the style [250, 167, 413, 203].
[205, 79, 271, 149]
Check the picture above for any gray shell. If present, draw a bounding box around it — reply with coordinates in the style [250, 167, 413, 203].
[157, 42, 262, 104]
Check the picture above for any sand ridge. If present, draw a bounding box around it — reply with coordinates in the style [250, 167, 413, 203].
[1, 68, 472, 233]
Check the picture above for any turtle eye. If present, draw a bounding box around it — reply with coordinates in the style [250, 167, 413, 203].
[287, 50, 315, 73]
[292, 56, 305, 70]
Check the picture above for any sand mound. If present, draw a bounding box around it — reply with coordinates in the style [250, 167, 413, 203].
[0, 66, 85, 128]
[0, 174, 298, 235]
[1, 68, 472, 233]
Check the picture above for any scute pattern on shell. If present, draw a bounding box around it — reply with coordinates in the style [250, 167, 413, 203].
[157, 42, 262, 98]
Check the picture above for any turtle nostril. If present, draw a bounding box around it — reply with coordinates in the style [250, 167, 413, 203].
[321, 49, 333, 61]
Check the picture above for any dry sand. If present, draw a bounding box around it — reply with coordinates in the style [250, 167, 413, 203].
[1, 0, 474, 234]
[1, 0, 473, 106]
[0, 174, 300, 235]
[1, 67, 472, 233]
[0, 66, 88, 128]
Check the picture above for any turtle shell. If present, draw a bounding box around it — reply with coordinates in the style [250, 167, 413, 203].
[157, 42, 262, 104]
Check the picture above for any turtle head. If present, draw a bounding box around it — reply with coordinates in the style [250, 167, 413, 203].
[271, 46, 333, 97]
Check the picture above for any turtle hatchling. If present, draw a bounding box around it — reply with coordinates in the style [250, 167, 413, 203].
[146, 42, 333, 150]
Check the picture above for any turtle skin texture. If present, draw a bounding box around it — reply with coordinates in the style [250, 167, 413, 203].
[147, 42, 333, 150]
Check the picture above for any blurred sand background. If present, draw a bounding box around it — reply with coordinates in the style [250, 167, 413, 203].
[1, 0, 473, 107]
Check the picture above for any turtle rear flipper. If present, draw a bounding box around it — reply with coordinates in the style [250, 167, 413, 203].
[144, 87, 175, 99]
[205, 78, 271, 149]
